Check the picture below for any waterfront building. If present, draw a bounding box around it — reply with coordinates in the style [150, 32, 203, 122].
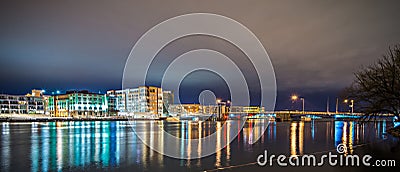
[229, 106, 243, 113]
[106, 90, 118, 116]
[230, 106, 265, 114]
[243, 106, 265, 113]
[111, 86, 164, 117]
[168, 104, 202, 115]
[114, 89, 127, 112]
[199, 105, 218, 114]
[0, 89, 45, 114]
[163, 90, 174, 112]
[47, 90, 108, 117]
[145, 86, 163, 116]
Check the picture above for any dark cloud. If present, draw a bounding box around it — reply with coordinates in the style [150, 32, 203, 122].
[1, 0, 400, 110]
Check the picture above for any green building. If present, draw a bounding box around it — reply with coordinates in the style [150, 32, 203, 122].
[47, 90, 108, 117]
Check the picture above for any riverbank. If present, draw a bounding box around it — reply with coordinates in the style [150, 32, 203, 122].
[0, 113, 171, 122]
[0, 116, 129, 122]
[387, 126, 400, 137]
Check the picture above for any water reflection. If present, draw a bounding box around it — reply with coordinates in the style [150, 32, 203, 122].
[290, 121, 304, 156]
[1, 123, 9, 172]
[0, 119, 395, 171]
[335, 121, 355, 154]
[30, 121, 123, 171]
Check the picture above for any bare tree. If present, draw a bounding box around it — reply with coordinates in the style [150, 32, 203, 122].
[343, 45, 400, 118]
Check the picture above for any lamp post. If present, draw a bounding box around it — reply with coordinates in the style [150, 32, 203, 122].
[344, 99, 354, 115]
[216, 99, 221, 120]
[335, 98, 339, 113]
[291, 95, 305, 114]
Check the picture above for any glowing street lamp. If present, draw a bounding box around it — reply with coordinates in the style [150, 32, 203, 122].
[291, 95, 298, 101]
[291, 95, 305, 114]
[343, 99, 354, 115]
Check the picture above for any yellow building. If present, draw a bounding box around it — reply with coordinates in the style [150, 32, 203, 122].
[169, 104, 201, 115]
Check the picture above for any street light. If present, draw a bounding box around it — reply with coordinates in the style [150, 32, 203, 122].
[291, 95, 298, 101]
[291, 95, 305, 114]
[343, 99, 354, 115]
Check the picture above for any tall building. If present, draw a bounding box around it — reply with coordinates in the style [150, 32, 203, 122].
[110, 86, 164, 117]
[114, 89, 127, 112]
[144, 86, 163, 116]
[163, 90, 174, 113]
[106, 90, 118, 116]
[47, 90, 108, 117]
[0, 89, 45, 114]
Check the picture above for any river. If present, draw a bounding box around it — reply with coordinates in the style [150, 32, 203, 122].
[0, 119, 399, 171]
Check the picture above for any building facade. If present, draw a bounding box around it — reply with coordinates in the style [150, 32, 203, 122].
[162, 90, 174, 112]
[106, 90, 118, 116]
[0, 90, 45, 114]
[109, 86, 164, 117]
[47, 90, 108, 117]
[168, 104, 202, 115]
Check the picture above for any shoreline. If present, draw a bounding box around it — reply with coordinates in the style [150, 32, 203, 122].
[0, 113, 170, 122]
[0, 117, 129, 122]
[387, 126, 400, 138]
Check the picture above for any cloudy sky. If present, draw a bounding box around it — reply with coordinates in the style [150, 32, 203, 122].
[1, 0, 400, 110]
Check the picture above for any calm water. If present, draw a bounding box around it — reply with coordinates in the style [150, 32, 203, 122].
[0, 119, 399, 172]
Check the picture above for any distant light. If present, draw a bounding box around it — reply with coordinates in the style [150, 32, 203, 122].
[56, 90, 60, 94]
[291, 95, 298, 101]
[41, 90, 46, 93]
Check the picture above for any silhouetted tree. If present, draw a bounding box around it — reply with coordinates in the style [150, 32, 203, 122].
[343, 45, 400, 118]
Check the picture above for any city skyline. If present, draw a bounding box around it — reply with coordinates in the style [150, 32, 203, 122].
[2, 0, 400, 111]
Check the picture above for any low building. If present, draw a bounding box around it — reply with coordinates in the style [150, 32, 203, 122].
[0, 89, 45, 114]
[169, 104, 203, 115]
[243, 106, 265, 113]
[199, 105, 218, 114]
[47, 90, 108, 117]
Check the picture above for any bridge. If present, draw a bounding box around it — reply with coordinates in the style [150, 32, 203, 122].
[228, 110, 364, 116]
[264, 111, 364, 121]
[225, 110, 367, 121]
[265, 111, 364, 116]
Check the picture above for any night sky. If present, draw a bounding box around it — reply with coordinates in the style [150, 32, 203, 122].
[1, 0, 400, 111]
